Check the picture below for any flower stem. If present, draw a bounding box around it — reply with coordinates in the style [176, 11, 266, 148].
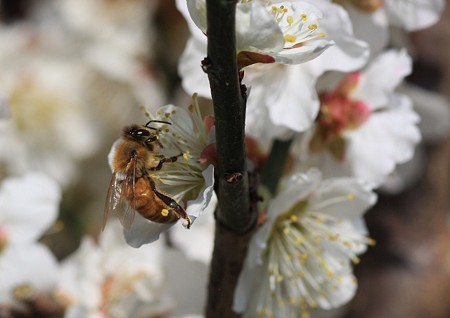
[261, 138, 293, 195]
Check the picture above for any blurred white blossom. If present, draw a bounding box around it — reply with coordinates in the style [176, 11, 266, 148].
[0, 173, 61, 306]
[338, 0, 445, 55]
[0, 28, 100, 186]
[56, 220, 174, 318]
[233, 169, 376, 318]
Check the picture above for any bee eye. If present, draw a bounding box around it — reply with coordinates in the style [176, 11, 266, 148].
[131, 129, 150, 137]
[145, 136, 158, 143]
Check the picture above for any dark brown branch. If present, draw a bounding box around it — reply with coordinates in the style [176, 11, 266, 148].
[203, 0, 251, 232]
[203, 1, 257, 317]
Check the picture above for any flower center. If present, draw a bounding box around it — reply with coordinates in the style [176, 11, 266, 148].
[268, 3, 326, 49]
[309, 72, 371, 161]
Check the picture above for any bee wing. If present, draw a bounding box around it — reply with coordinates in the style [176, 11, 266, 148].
[103, 172, 136, 231]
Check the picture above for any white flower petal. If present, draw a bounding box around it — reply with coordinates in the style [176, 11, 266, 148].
[0, 173, 60, 244]
[178, 37, 211, 99]
[186, 165, 215, 219]
[123, 213, 174, 248]
[170, 192, 216, 263]
[307, 1, 369, 75]
[346, 94, 421, 187]
[309, 178, 377, 220]
[344, 3, 390, 56]
[353, 49, 412, 109]
[244, 63, 319, 139]
[236, 2, 284, 53]
[385, 0, 445, 31]
[399, 83, 450, 142]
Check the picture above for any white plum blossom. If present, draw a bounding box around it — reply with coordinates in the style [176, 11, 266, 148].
[243, 0, 369, 140]
[176, 0, 335, 98]
[185, 0, 334, 65]
[0, 173, 61, 306]
[56, 221, 174, 318]
[107, 95, 216, 247]
[298, 49, 421, 188]
[233, 169, 376, 318]
[177, 0, 369, 140]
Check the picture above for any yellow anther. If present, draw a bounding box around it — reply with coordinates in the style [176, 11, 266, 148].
[276, 275, 284, 282]
[367, 238, 377, 246]
[161, 209, 169, 217]
[183, 152, 190, 161]
[308, 23, 318, 30]
[319, 32, 326, 38]
[283, 227, 290, 235]
[289, 297, 296, 304]
[347, 193, 354, 200]
[290, 214, 298, 222]
[284, 34, 297, 43]
[352, 256, 361, 265]
[329, 233, 340, 241]
[300, 14, 307, 21]
[343, 240, 353, 247]
[287, 15, 294, 25]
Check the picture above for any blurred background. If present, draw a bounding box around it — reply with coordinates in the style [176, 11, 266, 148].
[0, 0, 449, 317]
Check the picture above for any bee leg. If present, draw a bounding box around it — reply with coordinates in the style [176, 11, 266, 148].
[148, 177, 192, 229]
[149, 153, 184, 171]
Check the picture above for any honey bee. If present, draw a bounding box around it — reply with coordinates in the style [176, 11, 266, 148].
[103, 120, 191, 231]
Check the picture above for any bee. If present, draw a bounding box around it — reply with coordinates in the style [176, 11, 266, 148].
[103, 120, 191, 231]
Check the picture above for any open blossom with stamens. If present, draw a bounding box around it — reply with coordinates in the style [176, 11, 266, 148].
[183, 0, 333, 66]
[297, 49, 421, 188]
[233, 169, 376, 318]
[109, 94, 216, 247]
[243, 0, 369, 140]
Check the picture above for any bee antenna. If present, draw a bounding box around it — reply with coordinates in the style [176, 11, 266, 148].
[145, 120, 172, 129]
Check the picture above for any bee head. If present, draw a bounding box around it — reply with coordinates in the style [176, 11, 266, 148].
[123, 120, 171, 150]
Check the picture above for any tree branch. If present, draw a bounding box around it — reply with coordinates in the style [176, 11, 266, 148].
[204, 0, 251, 232]
[203, 1, 256, 317]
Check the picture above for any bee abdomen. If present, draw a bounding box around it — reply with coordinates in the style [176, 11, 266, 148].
[129, 177, 179, 224]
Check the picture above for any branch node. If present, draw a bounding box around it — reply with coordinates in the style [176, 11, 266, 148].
[201, 57, 212, 73]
